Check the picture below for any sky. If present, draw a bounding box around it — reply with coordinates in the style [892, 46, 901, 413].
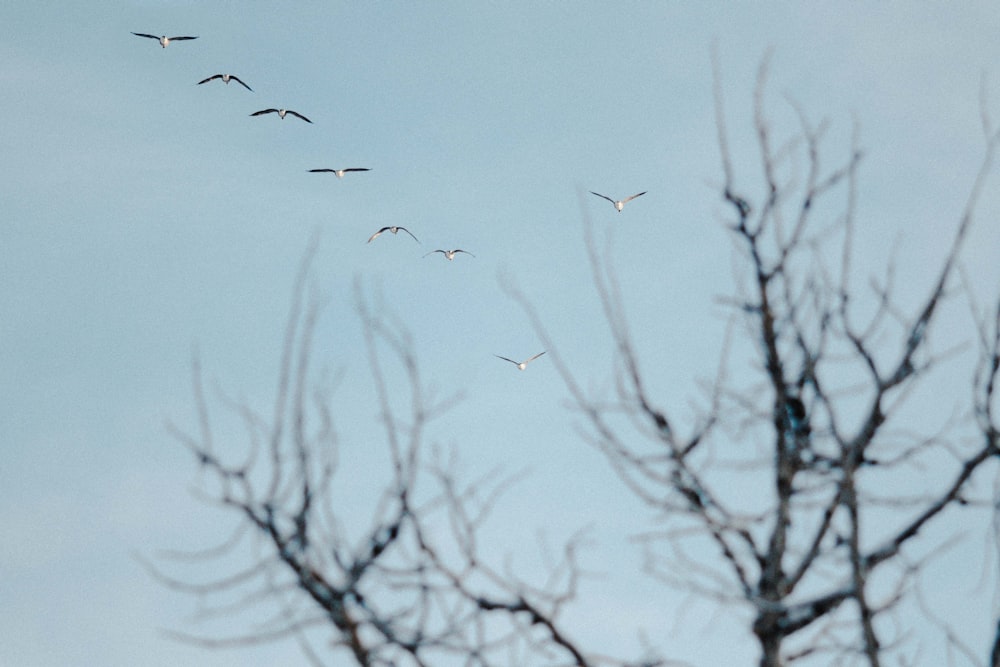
[3, 2, 1000, 666]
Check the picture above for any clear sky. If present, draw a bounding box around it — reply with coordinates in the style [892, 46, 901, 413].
[3, 2, 1000, 666]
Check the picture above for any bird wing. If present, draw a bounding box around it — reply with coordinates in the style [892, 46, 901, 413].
[623, 191, 647, 203]
[197, 74, 221, 85]
[168, 36, 198, 41]
[230, 76, 253, 91]
[286, 110, 312, 123]
[423, 250, 445, 258]
[455, 249, 475, 257]
[525, 351, 547, 364]
[251, 109, 278, 116]
[589, 191, 616, 204]
[343, 168, 371, 173]
[132, 33, 159, 39]
[495, 355, 519, 366]
[308, 168, 334, 173]
[367, 229, 387, 243]
[399, 227, 420, 243]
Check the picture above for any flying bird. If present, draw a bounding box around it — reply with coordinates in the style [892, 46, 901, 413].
[368, 226, 420, 243]
[132, 33, 198, 48]
[250, 108, 312, 123]
[589, 190, 647, 212]
[198, 74, 253, 91]
[495, 351, 546, 371]
[309, 168, 371, 178]
[424, 249, 475, 261]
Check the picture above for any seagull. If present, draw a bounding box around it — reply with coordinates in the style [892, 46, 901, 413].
[198, 74, 253, 91]
[132, 33, 198, 48]
[495, 351, 546, 371]
[368, 226, 420, 243]
[424, 249, 475, 260]
[589, 190, 647, 212]
[251, 108, 312, 123]
[309, 168, 371, 178]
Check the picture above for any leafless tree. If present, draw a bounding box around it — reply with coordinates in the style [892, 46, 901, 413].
[153, 57, 1000, 667]
[511, 55, 1000, 666]
[148, 241, 617, 666]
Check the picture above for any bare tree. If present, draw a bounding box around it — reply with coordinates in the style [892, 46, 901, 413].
[511, 56, 1000, 666]
[149, 241, 611, 666]
[154, 58, 1000, 667]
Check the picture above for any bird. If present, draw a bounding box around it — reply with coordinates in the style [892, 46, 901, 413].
[250, 108, 312, 123]
[132, 33, 198, 48]
[494, 351, 546, 371]
[309, 168, 371, 178]
[589, 190, 647, 212]
[424, 249, 475, 260]
[784, 396, 811, 437]
[198, 74, 253, 91]
[368, 226, 419, 243]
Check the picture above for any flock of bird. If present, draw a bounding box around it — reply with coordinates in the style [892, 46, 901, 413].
[132, 31, 649, 371]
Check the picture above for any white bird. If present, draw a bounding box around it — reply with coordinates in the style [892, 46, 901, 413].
[495, 351, 546, 371]
[424, 249, 475, 260]
[309, 168, 371, 178]
[132, 33, 198, 48]
[589, 190, 647, 212]
[251, 108, 312, 123]
[368, 226, 419, 243]
[198, 74, 253, 91]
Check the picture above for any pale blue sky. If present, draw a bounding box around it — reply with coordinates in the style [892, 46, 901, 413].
[3, 3, 1000, 666]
